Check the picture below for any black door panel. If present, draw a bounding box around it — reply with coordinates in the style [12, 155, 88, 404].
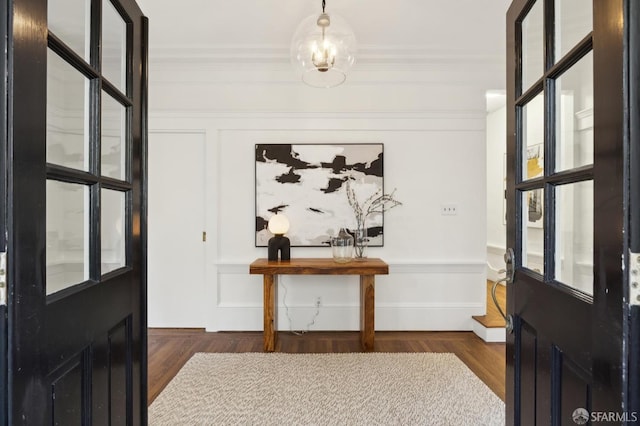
[3, 0, 147, 423]
[506, 0, 631, 423]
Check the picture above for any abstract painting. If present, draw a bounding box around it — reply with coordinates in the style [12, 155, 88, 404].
[255, 144, 384, 247]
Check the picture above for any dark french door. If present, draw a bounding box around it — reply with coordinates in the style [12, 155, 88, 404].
[0, 0, 148, 423]
[506, 0, 639, 424]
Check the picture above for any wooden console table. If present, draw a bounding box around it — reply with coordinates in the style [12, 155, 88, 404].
[249, 258, 389, 352]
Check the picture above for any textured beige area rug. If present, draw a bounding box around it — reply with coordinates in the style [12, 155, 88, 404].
[149, 352, 505, 425]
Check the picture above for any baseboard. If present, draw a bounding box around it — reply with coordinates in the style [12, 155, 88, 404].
[472, 320, 506, 343]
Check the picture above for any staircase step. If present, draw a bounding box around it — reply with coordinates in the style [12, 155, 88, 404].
[472, 280, 507, 342]
[472, 319, 506, 343]
[472, 314, 505, 328]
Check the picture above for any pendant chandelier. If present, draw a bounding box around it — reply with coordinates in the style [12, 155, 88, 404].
[290, 0, 357, 88]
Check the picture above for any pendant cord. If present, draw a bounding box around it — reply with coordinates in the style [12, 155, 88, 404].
[322, 0, 326, 13]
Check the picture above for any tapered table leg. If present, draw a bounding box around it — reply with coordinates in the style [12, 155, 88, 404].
[263, 274, 277, 352]
[360, 275, 375, 351]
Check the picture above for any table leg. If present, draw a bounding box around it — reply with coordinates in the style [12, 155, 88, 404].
[360, 275, 375, 351]
[263, 274, 278, 352]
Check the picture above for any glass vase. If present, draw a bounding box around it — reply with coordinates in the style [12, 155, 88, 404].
[331, 227, 354, 263]
[354, 226, 368, 259]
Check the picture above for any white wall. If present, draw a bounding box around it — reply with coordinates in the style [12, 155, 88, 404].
[146, 52, 503, 331]
[486, 103, 507, 282]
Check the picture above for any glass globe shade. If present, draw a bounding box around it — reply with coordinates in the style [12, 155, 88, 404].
[290, 12, 357, 88]
[268, 214, 290, 235]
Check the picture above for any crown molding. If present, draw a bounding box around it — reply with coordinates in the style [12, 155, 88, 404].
[146, 110, 487, 122]
[148, 44, 505, 66]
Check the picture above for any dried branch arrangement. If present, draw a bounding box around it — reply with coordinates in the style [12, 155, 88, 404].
[345, 177, 402, 229]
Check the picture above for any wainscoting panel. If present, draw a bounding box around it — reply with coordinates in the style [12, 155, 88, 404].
[214, 262, 485, 331]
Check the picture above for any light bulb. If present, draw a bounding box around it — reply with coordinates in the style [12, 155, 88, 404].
[268, 214, 290, 235]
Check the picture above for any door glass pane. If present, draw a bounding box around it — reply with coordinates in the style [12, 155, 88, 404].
[521, 0, 544, 92]
[555, 181, 593, 295]
[522, 189, 544, 274]
[102, 0, 127, 93]
[47, 181, 90, 295]
[101, 189, 126, 274]
[522, 93, 545, 181]
[101, 92, 127, 180]
[555, 52, 594, 171]
[555, 0, 592, 61]
[48, 0, 90, 60]
[47, 49, 90, 171]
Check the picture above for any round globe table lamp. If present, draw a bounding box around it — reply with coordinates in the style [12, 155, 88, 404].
[267, 214, 291, 261]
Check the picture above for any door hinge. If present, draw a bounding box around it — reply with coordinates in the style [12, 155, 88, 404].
[630, 251, 640, 307]
[0, 252, 6, 306]
[202, 231, 207, 242]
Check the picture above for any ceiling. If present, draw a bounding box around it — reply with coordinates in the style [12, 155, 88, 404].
[137, 0, 511, 60]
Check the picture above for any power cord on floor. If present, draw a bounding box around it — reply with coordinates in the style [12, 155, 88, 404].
[281, 281, 320, 335]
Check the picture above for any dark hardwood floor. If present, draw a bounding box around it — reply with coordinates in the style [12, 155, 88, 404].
[148, 329, 506, 405]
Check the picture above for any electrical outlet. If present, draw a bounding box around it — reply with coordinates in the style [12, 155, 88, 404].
[441, 204, 458, 216]
[315, 297, 322, 307]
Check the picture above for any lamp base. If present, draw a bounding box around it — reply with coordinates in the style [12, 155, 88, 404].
[268, 235, 290, 261]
